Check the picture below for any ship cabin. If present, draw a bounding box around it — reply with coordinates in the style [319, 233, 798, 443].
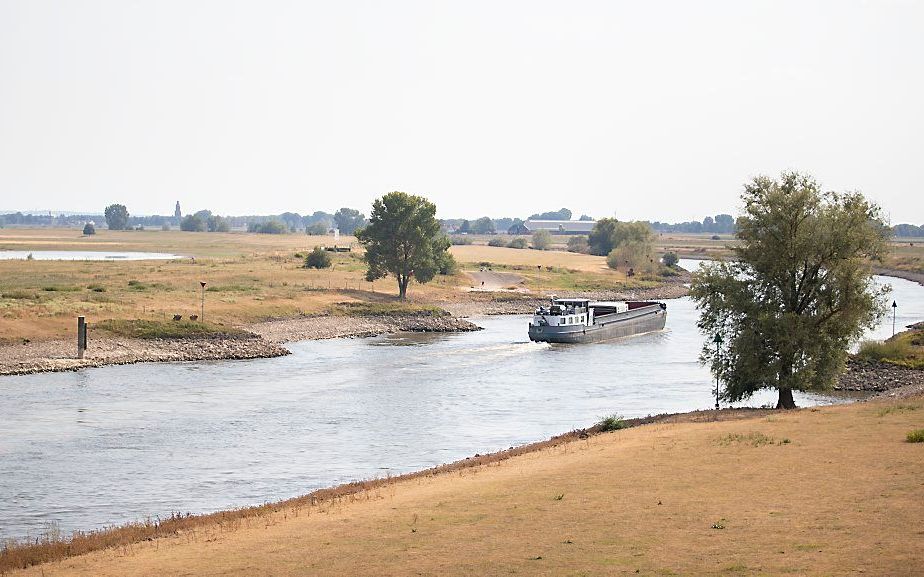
[533, 298, 593, 327]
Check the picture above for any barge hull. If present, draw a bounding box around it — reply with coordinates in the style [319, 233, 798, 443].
[528, 304, 666, 344]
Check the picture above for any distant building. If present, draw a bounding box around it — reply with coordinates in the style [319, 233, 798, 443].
[522, 220, 597, 234]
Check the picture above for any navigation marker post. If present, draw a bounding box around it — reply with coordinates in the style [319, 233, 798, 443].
[892, 300, 897, 337]
[200, 281, 207, 322]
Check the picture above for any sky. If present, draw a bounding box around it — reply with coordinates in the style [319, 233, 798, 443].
[0, 0, 922, 223]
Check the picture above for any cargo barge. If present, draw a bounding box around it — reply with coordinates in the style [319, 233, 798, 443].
[528, 297, 667, 343]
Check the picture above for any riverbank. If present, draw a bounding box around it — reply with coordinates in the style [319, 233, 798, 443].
[7, 392, 922, 576]
[0, 312, 481, 376]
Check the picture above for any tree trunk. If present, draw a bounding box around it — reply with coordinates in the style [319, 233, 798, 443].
[398, 276, 408, 300]
[776, 387, 796, 409]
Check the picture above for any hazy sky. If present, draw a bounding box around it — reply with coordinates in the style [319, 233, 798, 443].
[1, 0, 922, 222]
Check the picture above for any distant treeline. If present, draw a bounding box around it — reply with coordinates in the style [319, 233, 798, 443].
[2, 208, 921, 238]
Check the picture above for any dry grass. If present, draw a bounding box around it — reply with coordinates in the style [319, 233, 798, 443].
[7, 396, 924, 577]
[1, 229, 676, 341]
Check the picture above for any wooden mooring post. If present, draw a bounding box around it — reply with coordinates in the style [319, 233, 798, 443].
[77, 316, 87, 359]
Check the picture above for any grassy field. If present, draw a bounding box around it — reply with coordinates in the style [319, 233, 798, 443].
[9, 395, 923, 576]
[0, 229, 657, 341]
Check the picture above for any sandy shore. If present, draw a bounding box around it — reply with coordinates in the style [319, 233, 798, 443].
[8, 392, 922, 576]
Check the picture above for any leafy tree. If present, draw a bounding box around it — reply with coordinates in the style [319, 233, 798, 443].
[529, 208, 572, 220]
[691, 172, 890, 409]
[531, 229, 552, 250]
[181, 214, 207, 232]
[305, 222, 329, 235]
[82, 223, 95, 235]
[471, 216, 495, 235]
[703, 216, 715, 231]
[579, 214, 594, 221]
[304, 246, 332, 269]
[606, 240, 653, 271]
[279, 212, 303, 232]
[355, 192, 450, 299]
[334, 208, 366, 235]
[193, 209, 212, 221]
[248, 220, 287, 234]
[588, 218, 619, 255]
[104, 204, 130, 230]
[662, 251, 679, 267]
[207, 214, 230, 232]
[457, 219, 471, 234]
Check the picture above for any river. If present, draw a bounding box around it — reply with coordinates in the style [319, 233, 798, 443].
[0, 262, 921, 540]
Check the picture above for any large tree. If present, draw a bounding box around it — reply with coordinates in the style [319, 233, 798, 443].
[355, 192, 450, 299]
[691, 172, 890, 409]
[104, 204, 130, 230]
[334, 208, 367, 235]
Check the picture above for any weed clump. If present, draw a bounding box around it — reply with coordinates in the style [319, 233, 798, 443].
[907, 429, 924, 443]
[598, 414, 627, 432]
[717, 432, 779, 447]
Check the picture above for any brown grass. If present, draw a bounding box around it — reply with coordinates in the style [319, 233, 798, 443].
[1, 229, 674, 341]
[7, 396, 924, 576]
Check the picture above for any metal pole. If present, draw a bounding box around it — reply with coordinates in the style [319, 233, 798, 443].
[892, 301, 897, 337]
[200, 281, 207, 321]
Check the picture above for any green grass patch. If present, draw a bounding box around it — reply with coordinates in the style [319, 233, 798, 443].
[327, 301, 447, 317]
[94, 319, 250, 339]
[1, 289, 40, 300]
[856, 331, 924, 369]
[86, 284, 107, 293]
[907, 429, 924, 443]
[877, 403, 920, 418]
[41, 285, 80, 292]
[206, 284, 257, 293]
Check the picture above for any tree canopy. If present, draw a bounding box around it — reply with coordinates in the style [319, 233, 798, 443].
[104, 204, 129, 230]
[355, 192, 450, 299]
[690, 172, 890, 409]
[334, 208, 366, 235]
[529, 208, 572, 220]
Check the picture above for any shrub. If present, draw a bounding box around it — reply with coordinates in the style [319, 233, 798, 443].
[507, 237, 527, 249]
[907, 429, 924, 443]
[487, 238, 506, 247]
[567, 235, 589, 253]
[711, 234, 721, 240]
[82, 223, 95, 235]
[450, 235, 473, 245]
[607, 240, 654, 272]
[304, 247, 332, 269]
[438, 252, 459, 275]
[598, 414, 627, 431]
[531, 230, 552, 250]
[662, 251, 679, 267]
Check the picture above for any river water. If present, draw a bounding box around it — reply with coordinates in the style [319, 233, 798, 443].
[0, 262, 922, 540]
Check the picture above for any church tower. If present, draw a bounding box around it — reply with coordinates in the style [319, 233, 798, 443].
[174, 201, 182, 221]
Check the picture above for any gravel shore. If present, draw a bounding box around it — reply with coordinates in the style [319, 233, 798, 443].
[0, 313, 481, 376]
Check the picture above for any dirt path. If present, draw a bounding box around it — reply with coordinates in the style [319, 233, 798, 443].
[464, 270, 526, 291]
